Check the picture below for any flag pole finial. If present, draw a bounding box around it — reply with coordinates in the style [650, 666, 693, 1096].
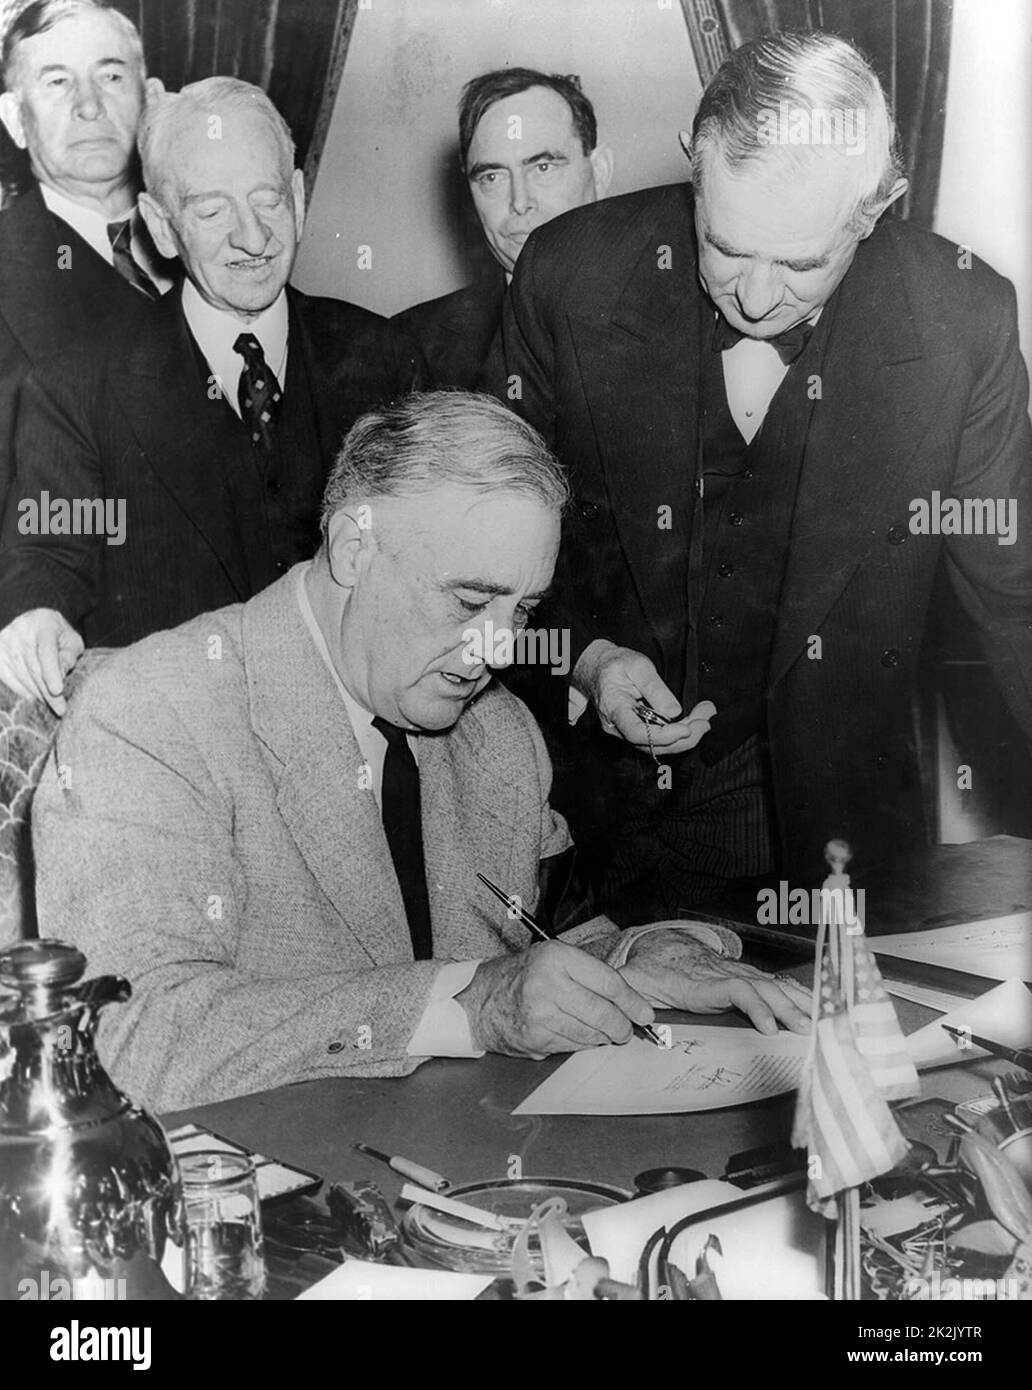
[824, 838, 852, 876]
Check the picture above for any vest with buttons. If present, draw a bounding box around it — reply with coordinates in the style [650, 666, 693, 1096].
[691, 313, 831, 763]
[187, 320, 326, 594]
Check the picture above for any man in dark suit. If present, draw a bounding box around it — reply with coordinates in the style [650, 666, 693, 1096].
[0, 0, 176, 516]
[500, 32, 1032, 921]
[0, 76, 421, 713]
[394, 68, 611, 389]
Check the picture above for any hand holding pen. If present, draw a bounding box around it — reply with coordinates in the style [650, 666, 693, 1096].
[455, 873, 662, 1058]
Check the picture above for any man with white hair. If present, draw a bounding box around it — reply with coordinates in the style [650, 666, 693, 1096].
[32, 391, 810, 1110]
[0, 75, 421, 713]
[500, 31, 1032, 919]
[0, 0, 174, 515]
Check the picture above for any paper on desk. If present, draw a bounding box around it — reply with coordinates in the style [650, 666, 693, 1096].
[296, 1258, 493, 1301]
[872, 911, 1032, 982]
[905, 978, 1032, 1070]
[885, 979, 974, 1014]
[582, 1181, 827, 1297]
[512, 1025, 809, 1116]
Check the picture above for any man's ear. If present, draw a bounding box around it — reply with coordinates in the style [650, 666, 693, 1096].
[143, 76, 166, 105]
[0, 92, 27, 151]
[290, 166, 306, 241]
[589, 144, 614, 198]
[138, 191, 179, 261]
[860, 176, 908, 237]
[325, 504, 374, 589]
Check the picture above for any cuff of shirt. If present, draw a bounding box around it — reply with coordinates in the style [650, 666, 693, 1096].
[407, 959, 485, 1058]
[603, 919, 743, 970]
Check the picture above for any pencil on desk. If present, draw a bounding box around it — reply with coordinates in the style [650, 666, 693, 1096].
[941, 1024, 1032, 1072]
[475, 870, 665, 1048]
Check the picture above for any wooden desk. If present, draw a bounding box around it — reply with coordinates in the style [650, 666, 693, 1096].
[163, 992, 1011, 1206]
[164, 838, 1029, 1209]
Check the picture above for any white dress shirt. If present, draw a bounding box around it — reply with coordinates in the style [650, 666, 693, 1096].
[295, 563, 483, 1058]
[181, 279, 289, 416]
[40, 184, 175, 295]
[720, 308, 823, 444]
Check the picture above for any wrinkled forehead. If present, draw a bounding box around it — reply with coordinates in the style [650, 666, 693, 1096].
[469, 86, 581, 163]
[9, 9, 143, 84]
[162, 106, 292, 197]
[697, 145, 863, 252]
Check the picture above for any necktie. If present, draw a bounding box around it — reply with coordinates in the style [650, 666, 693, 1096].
[233, 332, 283, 450]
[712, 313, 815, 365]
[106, 218, 159, 300]
[371, 716, 433, 960]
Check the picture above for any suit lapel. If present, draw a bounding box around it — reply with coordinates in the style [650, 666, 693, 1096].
[244, 574, 415, 965]
[0, 187, 135, 355]
[770, 225, 932, 686]
[112, 294, 253, 597]
[576, 191, 700, 657]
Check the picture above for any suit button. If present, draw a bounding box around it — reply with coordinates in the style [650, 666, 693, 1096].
[699, 660, 713, 675]
[707, 614, 724, 629]
[887, 524, 908, 545]
[717, 561, 734, 578]
[875, 753, 889, 769]
[579, 502, 599, 520]
[741, 467, 755, 480]
[267, 478, 282, 493]
[880, 648, 900, 668]
[728, 511, 744, 527]
[327, 1040, 344, 1054]
[276, 559, 288, 573]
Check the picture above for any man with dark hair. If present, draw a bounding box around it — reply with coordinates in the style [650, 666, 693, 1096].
[499, 31, 1032, 921]
[0, 0, 176, 516]
[0, 77, 421, 713]
[393, 67, 611, 389]
[32, 390, 809, 1110]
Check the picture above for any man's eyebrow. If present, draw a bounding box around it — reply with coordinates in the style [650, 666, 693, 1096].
[442, 578, 553, 602]
[467, 149, 569, 179]
[703, 228, 829, 271]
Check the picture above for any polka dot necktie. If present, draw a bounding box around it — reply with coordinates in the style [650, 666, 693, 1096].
[233, 332, 283, 451]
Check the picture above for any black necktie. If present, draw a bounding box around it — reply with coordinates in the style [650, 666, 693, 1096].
[106, 218, 159, 300]
[712, 313, 815, 365]
[233, 332, 283, 451]
[371, 717, 433, 960]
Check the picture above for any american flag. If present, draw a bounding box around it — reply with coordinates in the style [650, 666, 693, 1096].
[792, 910, 920, 1218]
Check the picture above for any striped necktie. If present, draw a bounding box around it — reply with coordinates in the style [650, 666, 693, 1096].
[105, 218, 158, 300]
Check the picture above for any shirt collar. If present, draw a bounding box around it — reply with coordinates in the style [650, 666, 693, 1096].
[40, 183, 137, 264]
[181, 278, 289, 380]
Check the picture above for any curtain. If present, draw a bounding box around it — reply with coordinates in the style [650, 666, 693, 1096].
[1, 0, 357, 205]
[678, 0, 954, 227]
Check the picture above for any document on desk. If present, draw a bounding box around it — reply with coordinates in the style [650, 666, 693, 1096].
[872, 911, 1032, 982]
[904, 977, 1032, 1070]
[513, 1025, 809, 1116]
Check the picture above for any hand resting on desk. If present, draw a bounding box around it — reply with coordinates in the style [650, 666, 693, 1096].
[456, 929, 811, 1059]
[619, 930, 812, 1036]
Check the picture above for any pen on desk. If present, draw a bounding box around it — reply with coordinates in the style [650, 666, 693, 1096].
[475, 870, 665, 1048]
[353, 1143, 450, 1192]
[941, 1024, 1032, 1072]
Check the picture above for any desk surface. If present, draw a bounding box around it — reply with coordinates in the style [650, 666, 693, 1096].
[163, 995, 1009, 1205]
[165, 837, 1030, 1200]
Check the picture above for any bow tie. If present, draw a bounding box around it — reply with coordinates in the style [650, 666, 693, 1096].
[712, 314, 815, 365]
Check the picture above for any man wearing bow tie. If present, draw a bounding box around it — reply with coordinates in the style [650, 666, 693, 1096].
[498, 31, 1032, 920]
[0, 75, 421, 712]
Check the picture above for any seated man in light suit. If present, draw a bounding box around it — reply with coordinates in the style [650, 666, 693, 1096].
[32, 392, 810, 1110]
